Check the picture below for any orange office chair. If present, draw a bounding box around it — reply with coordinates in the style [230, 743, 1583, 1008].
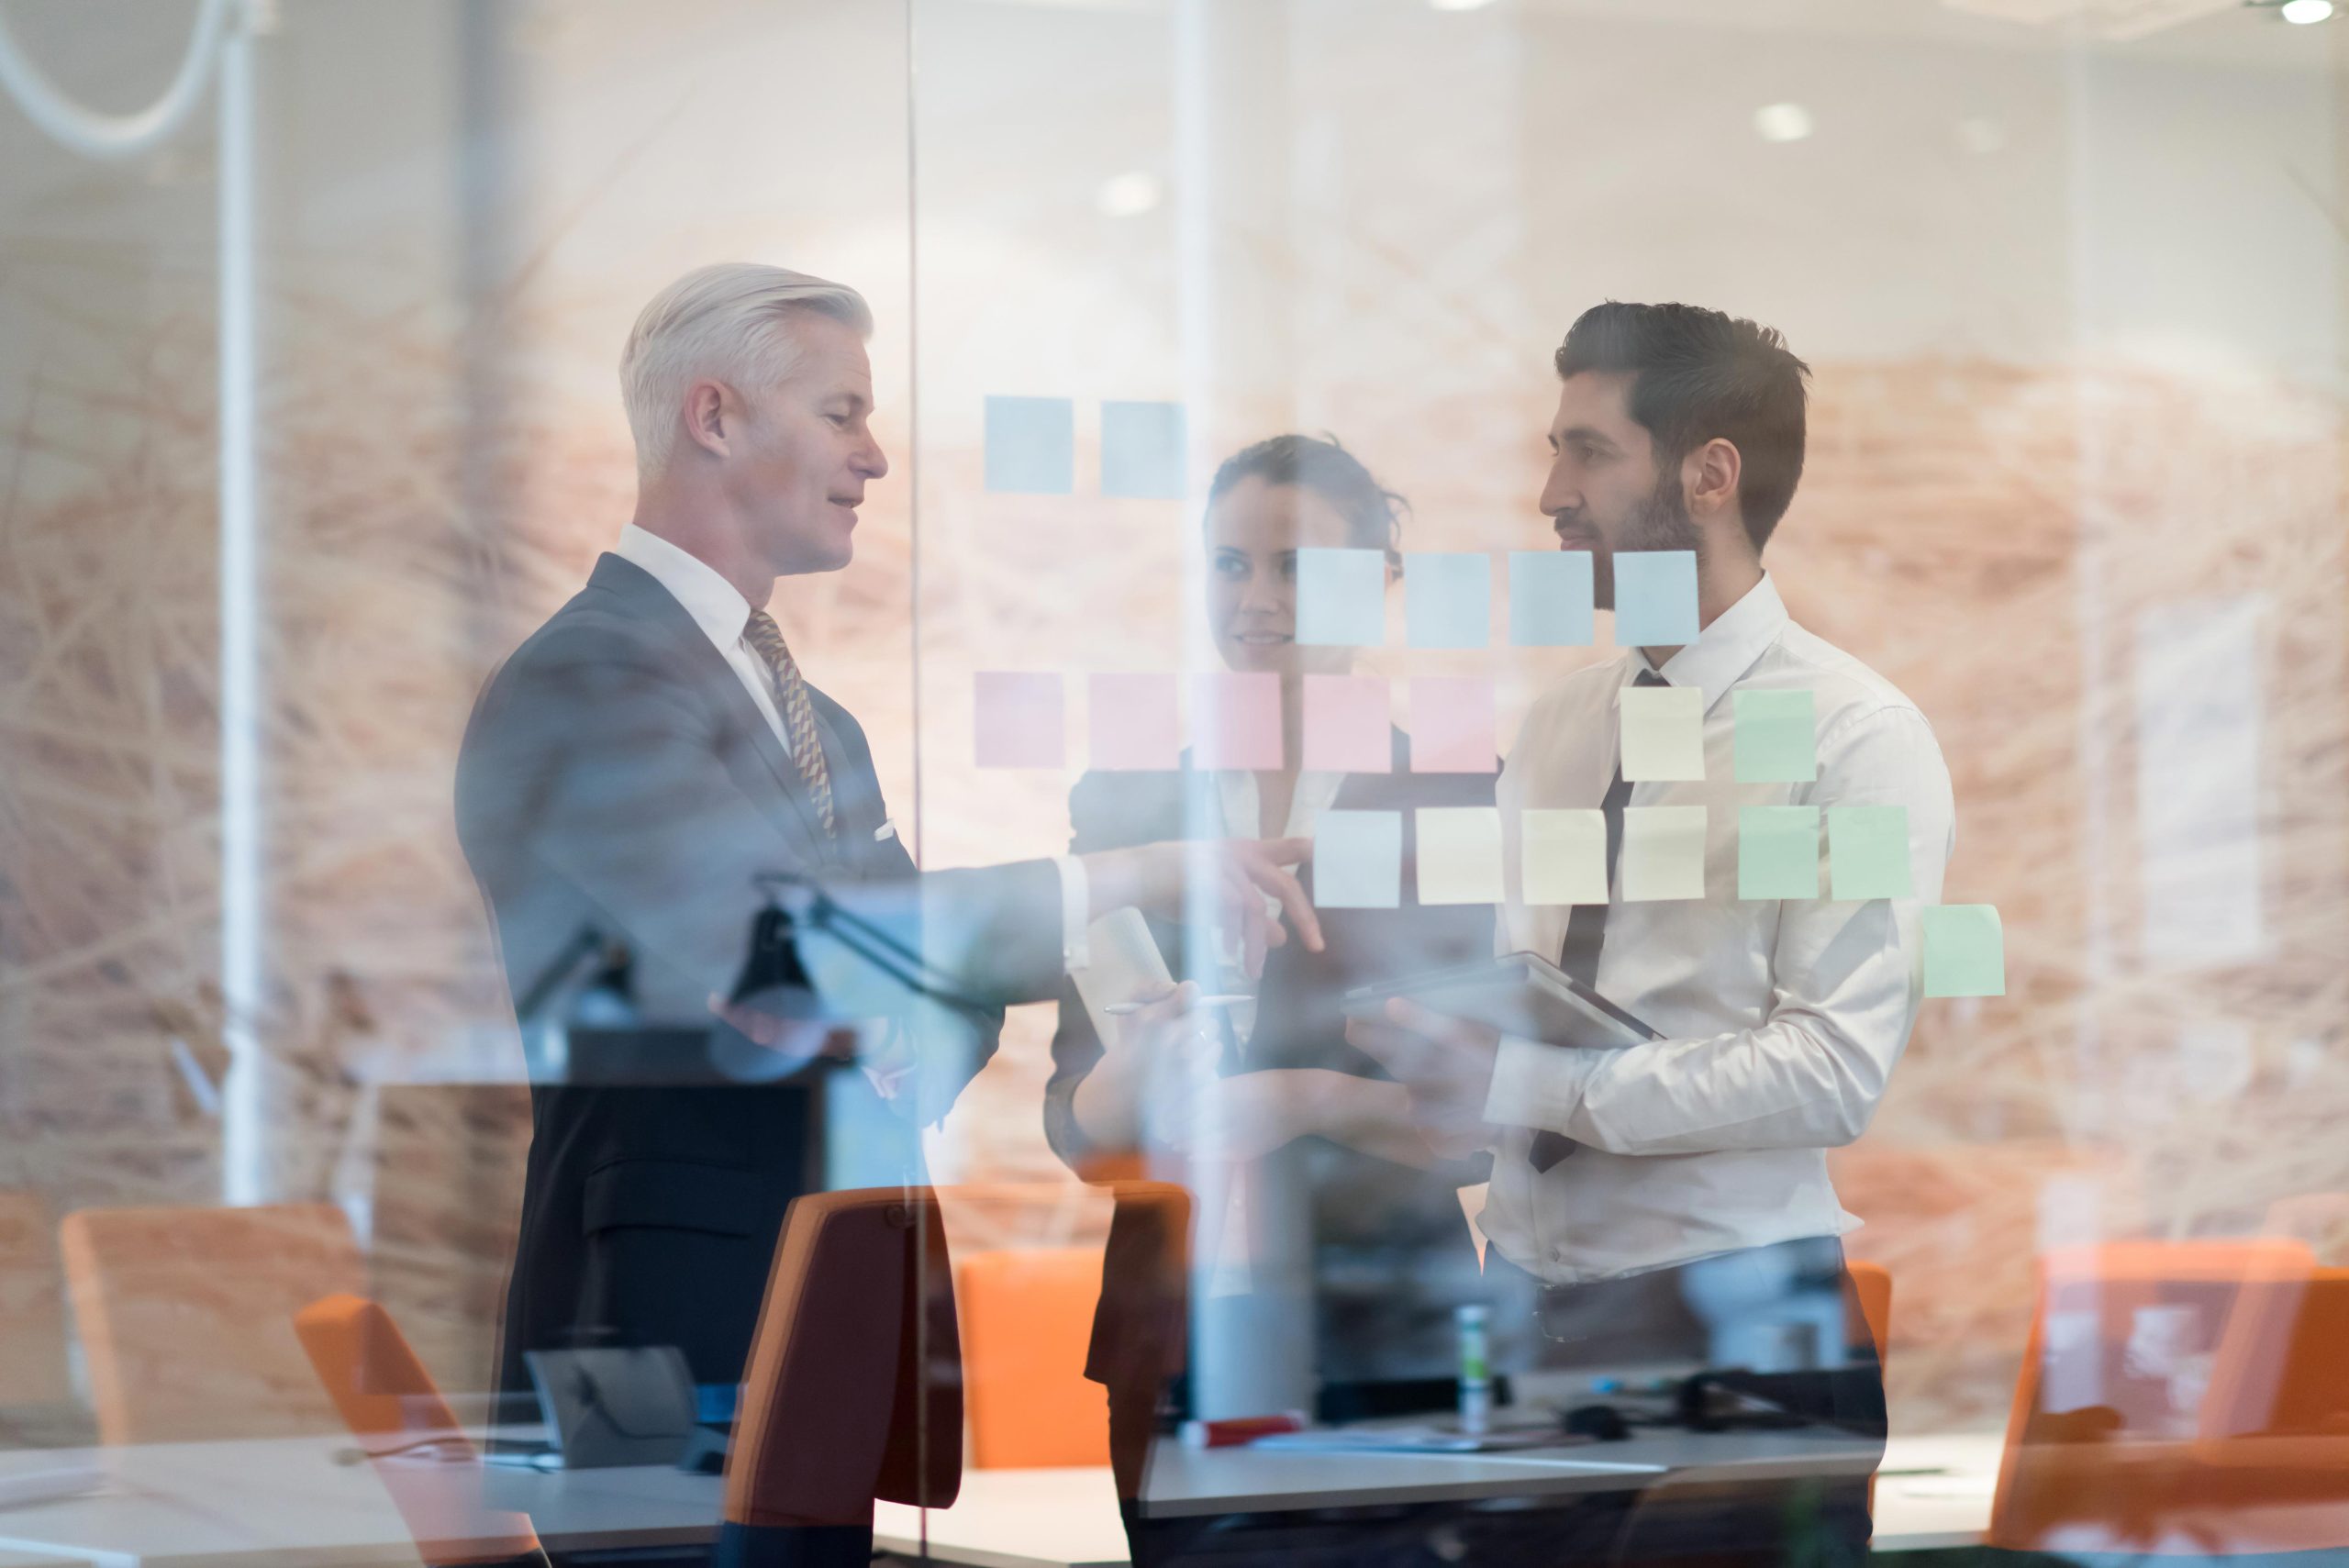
[0, 1189, 72, 1411]
[1844, 1258, 1892, 1520]
[958, 1245, 1112, 1469]
[718, 1187, 961, 1568]
[61, 1201, 365, 1443]
[1987, 1237, 2326, 1557]
[2187, 1262, 2349, 1549]
[1845, 1259, 1891, 1362]
[294, 1295, 549, 1568]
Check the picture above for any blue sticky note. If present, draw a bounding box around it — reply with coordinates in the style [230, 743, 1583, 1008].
[1404, 553, 1491, 649]
[1101, 401, 1186, 499]
[984, 395, 1074, 494]
[1297, 548, 1387, 647]
[1611, 550, 1698, 646]
[1510, 550, 1595, 647]
[1313, 810, 1402, 909]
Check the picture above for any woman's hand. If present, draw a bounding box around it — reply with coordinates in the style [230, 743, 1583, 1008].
[1072, 981, 1219, 1150]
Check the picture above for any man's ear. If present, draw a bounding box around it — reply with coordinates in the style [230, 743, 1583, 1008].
[683, 380, 732, 461]
[1685, 436, 1742, 520]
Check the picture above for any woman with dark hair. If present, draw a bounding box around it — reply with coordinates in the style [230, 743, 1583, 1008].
[1043, 435, 1508, 1554]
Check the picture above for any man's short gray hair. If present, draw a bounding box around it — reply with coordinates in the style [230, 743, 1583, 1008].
[619, 262, 873, 478]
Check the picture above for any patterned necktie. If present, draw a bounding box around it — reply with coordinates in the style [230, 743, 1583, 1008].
[1530, 666, 1672, 1173]
[741, 609, 836, 838]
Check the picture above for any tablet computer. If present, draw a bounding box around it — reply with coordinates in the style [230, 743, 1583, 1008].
[1341, 951, 1662, 1050]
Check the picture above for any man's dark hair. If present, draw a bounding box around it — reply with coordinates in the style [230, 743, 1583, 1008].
[1554, 302, 1811, 552]
[1206, 432, 1408, 568]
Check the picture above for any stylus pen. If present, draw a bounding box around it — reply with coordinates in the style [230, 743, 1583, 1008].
[1103, 994, 1252, 1016]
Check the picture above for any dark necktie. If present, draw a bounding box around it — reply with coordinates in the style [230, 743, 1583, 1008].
[1529, 667, 1670, 1173]
[742, 609, 836, 839]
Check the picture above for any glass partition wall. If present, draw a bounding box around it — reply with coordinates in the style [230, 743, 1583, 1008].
[1, 0, 2344, 1562]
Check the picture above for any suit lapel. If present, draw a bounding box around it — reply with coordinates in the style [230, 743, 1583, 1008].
[587, 554, 833, 861]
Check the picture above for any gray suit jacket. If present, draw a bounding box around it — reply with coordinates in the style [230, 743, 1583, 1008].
[457, 552, 1062, 1385]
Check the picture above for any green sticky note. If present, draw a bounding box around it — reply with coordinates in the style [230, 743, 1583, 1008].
[1923, 905, 2005, 997]
[1738, 806, 1820, 900]
[1734, 688, 1816, 783]
[1828, 805, 1912, 900]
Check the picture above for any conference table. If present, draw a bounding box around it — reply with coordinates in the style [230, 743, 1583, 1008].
[0, 1427, 2004, 1566]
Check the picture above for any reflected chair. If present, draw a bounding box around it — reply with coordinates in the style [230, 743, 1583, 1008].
[958, 1245, 1112, 1469]
[0, 1190, 72, 1411]
[1987, 1237, 2334, 1557]
[2187, 1262, 2349, 1550]
[294, 1294, 549, 1568]
[61, 1201, 365, 1443]
[718, 1187, 960, 1568]
[1846, 1259, 1891, 1362]
[1845, 1258, 1892, 1520]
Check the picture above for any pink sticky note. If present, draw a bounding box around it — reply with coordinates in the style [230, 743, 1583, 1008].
[974, 672, 1065, 769]
[1088, 673, 1180, 771]
[1301, 674, 1392, 773]
[1408, 677, 1497, 774]
[1192, 671, 1283, 770]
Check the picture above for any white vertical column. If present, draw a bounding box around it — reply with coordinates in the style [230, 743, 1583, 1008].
[217, 2, 267, 1207]
[1174, 0, 1318, 1425]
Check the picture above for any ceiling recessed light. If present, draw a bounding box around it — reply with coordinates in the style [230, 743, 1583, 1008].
[2280, 0, 2334, 21]
[1753, 103, 1814, 143]
[1429, 0, 1500, 10]
[1095, 171, 1163, 218]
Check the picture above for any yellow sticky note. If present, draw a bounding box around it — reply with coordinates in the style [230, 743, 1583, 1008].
[1621, 806, 1708, 901]
[1620, 684, 1706, 782]
[1521, 808, 1608, 906]
[1416, 807, 1504, 906]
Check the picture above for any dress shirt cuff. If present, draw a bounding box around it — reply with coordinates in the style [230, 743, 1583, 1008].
[1483, 1036, 1605, 1135]
[1052, 855, 1090, 973]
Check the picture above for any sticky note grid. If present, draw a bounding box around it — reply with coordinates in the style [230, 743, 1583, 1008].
[1620, 684, 1706, 782]
[984, 396, 1074, 495]
[1923, 905, 2005, 997]
[1738, 806, 1820, 900]
[1417, 807, 1503, 906]
[1611, 550, 1698, 647]
[1302, 674, 1392, 773]
[1100, 401, 1186, 499]
[1735, 689, 1817, 783]
[1314, 810, 1402, 909]
[1510, 551, 1595, 647]
[1405, 553, 1492, 650]
[1297, 549, 1388, 647]
[1087, 673, 1178, 772]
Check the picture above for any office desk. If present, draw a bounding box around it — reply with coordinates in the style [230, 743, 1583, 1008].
[0, 1429, 2002, 1566]
[872, 1431, 2005, 1566]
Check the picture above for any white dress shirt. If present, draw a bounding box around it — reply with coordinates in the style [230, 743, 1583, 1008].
[616, 524, 789, 743]
[1480, 573, 1954, 1284]
[613, 524, 1089, 967]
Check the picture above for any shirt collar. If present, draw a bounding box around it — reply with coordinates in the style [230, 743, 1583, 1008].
[1626, 572, 1787, 713]
[615, 523, 759, 650]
